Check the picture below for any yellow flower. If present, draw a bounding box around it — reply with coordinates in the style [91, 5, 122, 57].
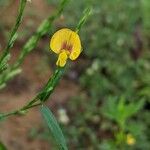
[126, 134, 136, 146]
[50, 28, 82, 67]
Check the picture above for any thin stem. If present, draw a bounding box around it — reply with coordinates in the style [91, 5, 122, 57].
[13, 0, 69, 68]
[0, 0, 27, 72]
[0, 67, 65, 120]
[75, 7, 92, 33]
[0, 6, 92, 120]
[0, 0, 69, 88]
[0, 102, 41, 119]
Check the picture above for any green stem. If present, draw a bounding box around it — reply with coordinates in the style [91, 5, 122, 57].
[0, 67, 65, 120]
[0, 102, 41, 119]
[75, 7, 92, 33]
[0, 0, 69, 87]
[0, 0, 27, 72]
[13, 0, 69, 69]
[0, 6, 92, 120]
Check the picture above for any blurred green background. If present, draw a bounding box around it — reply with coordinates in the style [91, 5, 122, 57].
[0, 0, 150, 150]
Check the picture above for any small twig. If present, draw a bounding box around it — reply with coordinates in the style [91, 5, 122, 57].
[0, 6, 92, 120]
[0, 0, 70, 88]
[0, 0, 27, 72]
[0, 102, 41, 119]
[75, 7, 92, 33]
[0, 67, 65, 120]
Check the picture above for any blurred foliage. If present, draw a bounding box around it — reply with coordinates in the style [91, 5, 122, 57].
[0, 0, 9, 6]
[141, 0, 150, 33]
[56, 0, 150, 149]
[0, 141, 7, 150]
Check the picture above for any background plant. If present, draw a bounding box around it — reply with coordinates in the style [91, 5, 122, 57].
[54, 0, 150, 149]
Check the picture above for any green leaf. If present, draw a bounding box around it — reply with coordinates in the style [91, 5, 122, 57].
[141, 0, 150, 30]
[0, 142, 7, 150]
[41, 105, 68, 150]
[102, 97, 145, 127]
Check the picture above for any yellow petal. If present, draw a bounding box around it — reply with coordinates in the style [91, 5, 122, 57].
[50, 28, 81, 59]
[127, 134, 136, 145]
[50, 28, 73, 54]
[56, 51, 68, 67]
[68, 31, 81, 60]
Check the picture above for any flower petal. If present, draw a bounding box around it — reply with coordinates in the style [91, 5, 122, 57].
[50, 28, 74, 54]
[56, 51, 68, 67]
[69, 31, 81, 60]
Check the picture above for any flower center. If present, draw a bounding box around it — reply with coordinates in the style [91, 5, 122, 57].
[61, 41, 73, 52]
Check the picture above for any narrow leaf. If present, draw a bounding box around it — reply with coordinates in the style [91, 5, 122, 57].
[41, 105, 68, 150]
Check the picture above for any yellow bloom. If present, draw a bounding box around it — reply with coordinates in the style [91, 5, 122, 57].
[126, 134, 136, 145]
[50, 28, 82, 67]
